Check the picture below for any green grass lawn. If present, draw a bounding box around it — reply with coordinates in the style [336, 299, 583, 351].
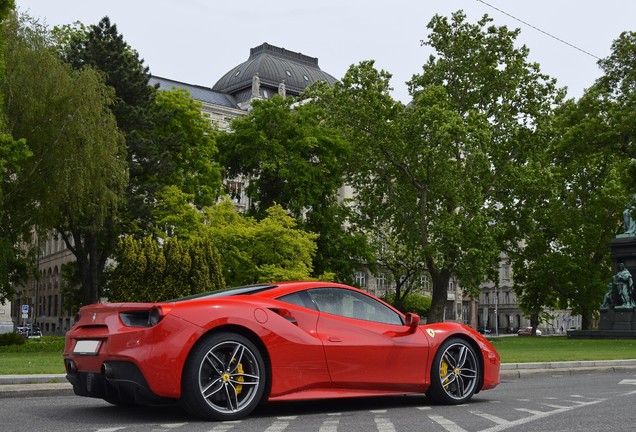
[490, 336, 636, 363]
[0, 336, 66, 375]
[2, 335, 636, 375]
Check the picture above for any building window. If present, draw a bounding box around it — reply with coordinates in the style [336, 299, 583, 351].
[376, 273, 386, 290]
[420, 275, 430, 291]
[449, 281, 454, 291]
[354, 271, 367, 288]
[226, 180, 243, 203]
[503, 264, 511, 281]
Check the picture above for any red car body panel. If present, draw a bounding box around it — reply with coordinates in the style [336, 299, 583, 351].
[64, 281, 500, 405]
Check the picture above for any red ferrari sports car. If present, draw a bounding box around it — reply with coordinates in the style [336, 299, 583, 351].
[64, 281, 500, 421]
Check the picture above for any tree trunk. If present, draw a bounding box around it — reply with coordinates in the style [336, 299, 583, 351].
[581, 307, 594, 330]
[428, 269, 451, 323]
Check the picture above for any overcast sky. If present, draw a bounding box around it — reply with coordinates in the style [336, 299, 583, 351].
[15, 0, 636, 103]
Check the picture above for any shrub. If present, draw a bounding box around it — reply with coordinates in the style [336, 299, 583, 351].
[0, 332, 26, 346]
[0, 336, 65, 352]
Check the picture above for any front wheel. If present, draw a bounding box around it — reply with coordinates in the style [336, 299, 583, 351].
[426, 337, 480, 404]
[180, 332, 266, 420]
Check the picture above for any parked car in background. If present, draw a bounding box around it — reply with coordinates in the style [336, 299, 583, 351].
[517, 326, 541, 336]
[478, 327, 492, 335]
[16, 324, 42, 338]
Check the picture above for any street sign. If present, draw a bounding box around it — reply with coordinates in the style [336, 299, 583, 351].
[21, 304, 29, 314]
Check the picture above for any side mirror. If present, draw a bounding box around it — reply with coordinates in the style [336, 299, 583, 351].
[404, 312, 420, 333]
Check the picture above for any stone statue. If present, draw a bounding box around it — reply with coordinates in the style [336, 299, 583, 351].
[278, 80, 286, 98]
[622, 194, 636, 236]
[600, 263, 636, 309]
[600, 282, 615, 309]
[603, 263, 636, 309]
[614, 263, 635, 308]
[251, 73, 261, 98]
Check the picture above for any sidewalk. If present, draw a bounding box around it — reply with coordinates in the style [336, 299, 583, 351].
[2, 360, 636, 398]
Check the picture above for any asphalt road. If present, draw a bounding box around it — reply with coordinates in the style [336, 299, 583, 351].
[1, 370, 636, 432]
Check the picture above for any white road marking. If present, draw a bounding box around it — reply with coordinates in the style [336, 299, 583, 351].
[619, 379, 636, 385]
[264, 417, 295, 432]
[374, 416, 397, 432]
[208, 421, 240, 432]
[429, 414, 468, 432]
[479, 398, 606, 432]
[319, 417, 340, 432]
[471, 410, 509, 425]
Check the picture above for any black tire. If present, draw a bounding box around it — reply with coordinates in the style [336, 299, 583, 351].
[180, 332, 266, 421]
[426, 337, 480, 404]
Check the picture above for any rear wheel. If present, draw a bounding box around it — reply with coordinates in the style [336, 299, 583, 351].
[180, 332, 266, 420]
[426, 337, 480, 404]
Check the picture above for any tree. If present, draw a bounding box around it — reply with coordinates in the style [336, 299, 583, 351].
[149, 88, 222, 210]
[504, 36, 636, 329]
[107, 236, 224, 302]
[2, 12, 127, 306]
[308, 12, 563, 323]
[0, 0, 34, 303]
[595, 31, 636, 163]
[367, 224, 427, 311]
[201, 200, 318, 286]
[52, 17, 224, 304]
[217, 95, 370, 282]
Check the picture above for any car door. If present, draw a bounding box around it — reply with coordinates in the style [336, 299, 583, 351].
[308, 287, 429, 389]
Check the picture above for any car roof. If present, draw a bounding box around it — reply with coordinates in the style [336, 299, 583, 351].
[169, 281, 365, 303]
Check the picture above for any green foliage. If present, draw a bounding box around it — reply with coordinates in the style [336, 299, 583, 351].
[151, 88, 222, 208]
[0, 332, 24, 346]
[308, 12, 563, 323]
[202, 200, 318, 286]
[503, 30, 636, 329]
[2, 11, 127, 305]
[0, 0, 32, 302]
[383, 291, 432, 317]
[218, 95, 349, 218]
[107, 236, 225, 302]
[217, 95, 365, 281]
[0, 335, 63, 352]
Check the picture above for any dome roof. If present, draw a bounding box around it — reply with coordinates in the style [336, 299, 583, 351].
[212, 43, 336, 103]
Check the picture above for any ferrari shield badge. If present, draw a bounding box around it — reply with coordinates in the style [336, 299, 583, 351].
[426, 328, 436, 338]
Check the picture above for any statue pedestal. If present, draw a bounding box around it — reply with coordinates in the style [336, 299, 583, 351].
[609, 236, 636, 275]
[599, 308, 636, 330]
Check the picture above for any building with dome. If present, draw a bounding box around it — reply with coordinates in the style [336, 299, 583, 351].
[150, 42, 336, 130]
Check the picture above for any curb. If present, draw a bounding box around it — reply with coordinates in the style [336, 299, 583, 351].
[499, 359, 636, 379]
[2, 361, 636, 398]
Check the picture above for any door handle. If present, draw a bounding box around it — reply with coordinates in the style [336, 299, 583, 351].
[328, 336, 342, 342]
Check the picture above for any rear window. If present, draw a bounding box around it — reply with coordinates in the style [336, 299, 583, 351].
[167, 284, 276, 302]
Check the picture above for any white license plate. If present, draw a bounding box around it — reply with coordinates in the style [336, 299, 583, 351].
[73, 340, 101, 355]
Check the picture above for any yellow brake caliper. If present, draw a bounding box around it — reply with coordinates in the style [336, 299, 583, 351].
[440, 359, 450, 388]
[235, 362, 244, 394]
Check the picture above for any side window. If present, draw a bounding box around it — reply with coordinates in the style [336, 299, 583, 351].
[308, 288, 402, 325]
[277, 291, 317, 310]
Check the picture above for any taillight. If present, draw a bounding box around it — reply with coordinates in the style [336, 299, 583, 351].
[148, 305, 173, 326]
[148, 306, 163, 326]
